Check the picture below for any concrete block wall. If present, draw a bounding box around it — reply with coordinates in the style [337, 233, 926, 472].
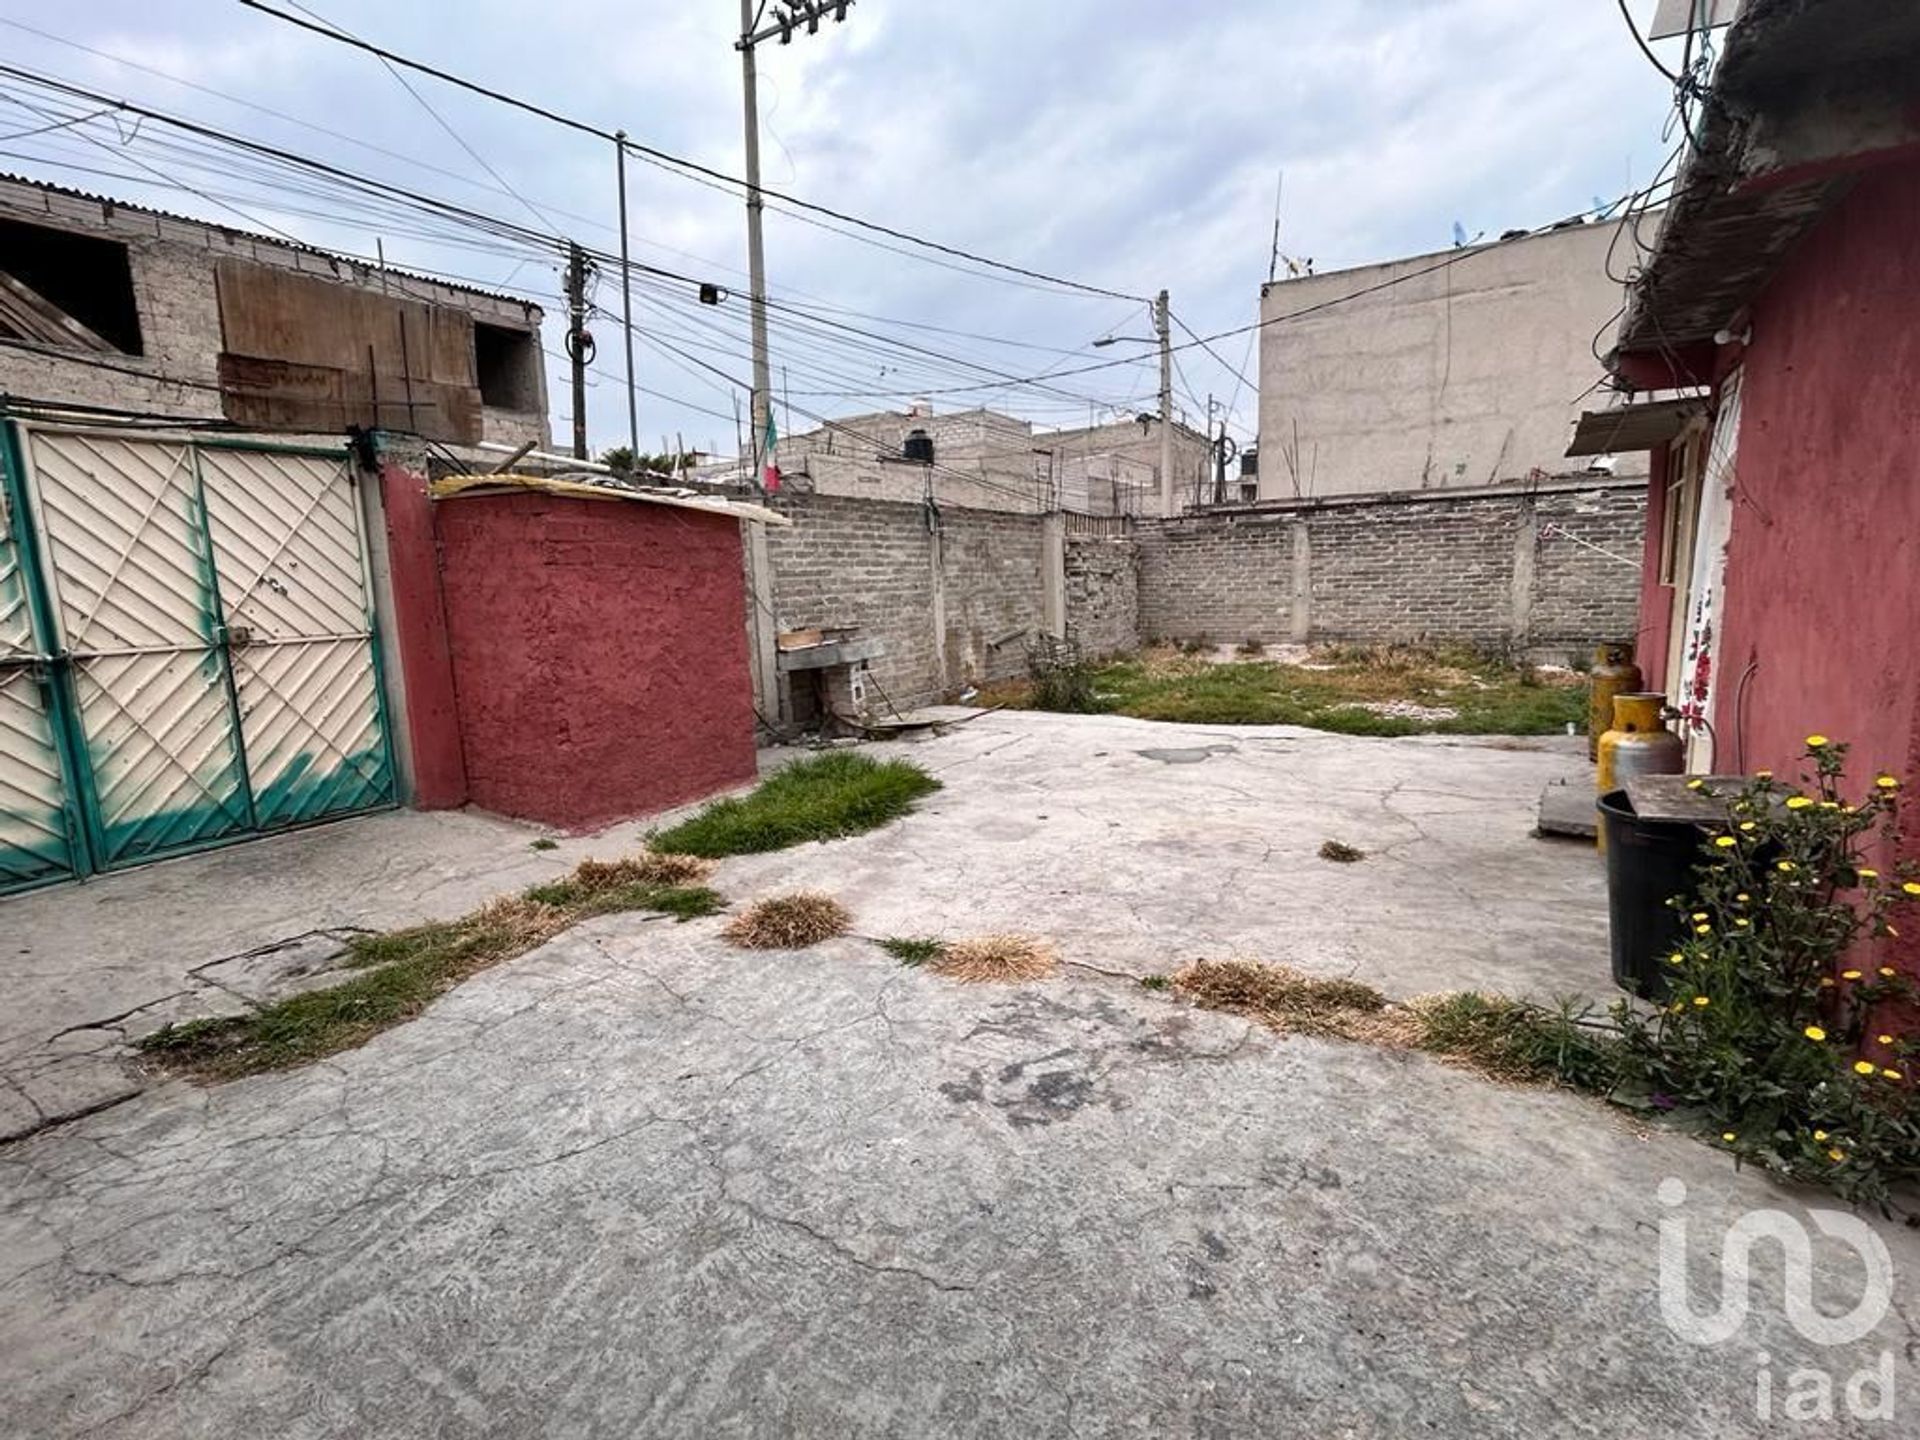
[1065, 536, 1141, 657]
[1137, 478, 1645, 656]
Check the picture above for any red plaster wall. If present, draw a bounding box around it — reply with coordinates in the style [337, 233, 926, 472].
[1634, 444, 1674, 680]
[432, 491, 758, 831]
[1705, 161, 1920, 999]
[1707, 161, 1920, 792]
[377, 461, 468, 809]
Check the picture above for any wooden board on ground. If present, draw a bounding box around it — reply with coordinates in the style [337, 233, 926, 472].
[1622, 774, 1751, 824]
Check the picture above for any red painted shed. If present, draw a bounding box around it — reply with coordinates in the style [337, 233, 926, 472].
[376, 465, 778, 831]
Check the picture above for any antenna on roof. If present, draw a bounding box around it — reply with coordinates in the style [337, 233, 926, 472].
[1267, 170, 1284, 285]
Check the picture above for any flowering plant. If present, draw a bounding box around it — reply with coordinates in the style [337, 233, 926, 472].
[1611, 737, 1919, 1205]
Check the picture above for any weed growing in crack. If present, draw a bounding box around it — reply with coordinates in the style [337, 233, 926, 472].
[142, 854, 729, 1081]
[881, 936, 946, 967]
[1318, 840, 1367, 863]
[723, 892, 853, 949]
[529, 837, 559, 851]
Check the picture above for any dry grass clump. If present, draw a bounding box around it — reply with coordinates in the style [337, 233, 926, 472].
[574, 851, 716, 891]
[929, 933, 1059, 984]
[1318, 839, 1367, 863]
[723, 891, 853, 949]
[1171, 959, 1402, 1042]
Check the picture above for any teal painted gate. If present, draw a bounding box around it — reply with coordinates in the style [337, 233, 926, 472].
[0, 423, 396, 893]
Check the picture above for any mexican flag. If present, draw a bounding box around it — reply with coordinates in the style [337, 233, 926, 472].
[762, 409, 781, 493]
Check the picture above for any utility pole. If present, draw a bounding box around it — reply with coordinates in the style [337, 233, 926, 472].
[1156, 288, 1174, 517]
[737, 2, 852, 486]
[564, 241, 592, 460]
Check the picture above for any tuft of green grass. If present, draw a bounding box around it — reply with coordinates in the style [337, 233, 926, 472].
[1411, 993, 1619, 1091]
[881, 936, 946, 967]
[142, 856, 730, 1081]
[529, 837, 559, 851]
[1138, 973, 1172, 991]
[651, 752, 941, 857]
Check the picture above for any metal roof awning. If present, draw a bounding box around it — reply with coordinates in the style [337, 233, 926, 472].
[1565, 398, 1707, 457]
[430, 472, 790, 525]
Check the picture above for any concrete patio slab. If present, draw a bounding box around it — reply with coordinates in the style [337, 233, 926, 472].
[0, 808, 635, 1140]
[1, 916, 1912, 1437]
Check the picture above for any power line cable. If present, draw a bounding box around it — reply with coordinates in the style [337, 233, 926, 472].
[233, 0, 1146, 303]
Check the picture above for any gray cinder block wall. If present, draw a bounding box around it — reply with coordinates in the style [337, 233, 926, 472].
[749, 477, 1644, 720]
[1136, 477, 1646, 656]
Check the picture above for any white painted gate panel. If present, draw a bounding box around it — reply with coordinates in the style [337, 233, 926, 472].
[197, 447, 393, 826]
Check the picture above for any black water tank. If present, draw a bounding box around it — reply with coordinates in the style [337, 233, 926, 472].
[903, 428, 935, 464]
[1240, 446, 1258, 477]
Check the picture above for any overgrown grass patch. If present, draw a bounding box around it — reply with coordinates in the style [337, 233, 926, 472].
[142, 854, 729, 1081]
[990, 642, 1584, 737]
[651, 752, 941, 857]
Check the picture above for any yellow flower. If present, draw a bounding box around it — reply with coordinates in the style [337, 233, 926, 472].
[1813, 1130, 1829, 1142]
[1756, 769, 1773, 779]
[1738, 822, 1756, 833]
[1692, 995, 1711, 1007]
[1804, 1025, 1827, 1042]
[1842, 969, 1863, 980]
[1820, 977, 1836, 988]
[1667, 952, 1685, 965]
[1721, 1131, 1737, 1143]
[1883, 1069, 1905, 1081]
[1734, 918, 1750, 928]
[1878, 1035, 1895, 1046]
[1777, 860, 1797, 873]
[1820, 801, 1840, 810]
[1686, 778, 1705, 791]
[1807, 734, 1830, 748]
[1694, 924, 1712, 935]
[1854, 1060, 1877, 1075]
[1785, 796, 1813, 810]
[1735, 892, 1751, 902]
[1859, 868, 1879, 879]
[1713, 835, 1736, 849]
[1690, 912, 1708, 922]
[1904, 882, 1920, 897]
[1876, 775, 1899, 790]
[1829, 1148, 1848, 1163]
[1880, 966, 1897, 977]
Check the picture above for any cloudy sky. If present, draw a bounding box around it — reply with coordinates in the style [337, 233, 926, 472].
[0, 1, 1691, 456]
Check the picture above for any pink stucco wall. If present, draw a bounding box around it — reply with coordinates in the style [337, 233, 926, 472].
[432, 491, 759, 831]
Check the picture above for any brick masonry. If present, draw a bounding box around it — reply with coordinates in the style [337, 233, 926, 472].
[1064, 537, 1141, 658]
[1137, 478, 1645, 656]
[755, 480, 1644, 714]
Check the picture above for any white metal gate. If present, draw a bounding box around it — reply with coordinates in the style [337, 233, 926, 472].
[0, 450, 77, 889]
[0, 424, 395, 888]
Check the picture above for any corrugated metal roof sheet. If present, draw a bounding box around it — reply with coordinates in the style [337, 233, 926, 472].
[430, 472, 789, 526]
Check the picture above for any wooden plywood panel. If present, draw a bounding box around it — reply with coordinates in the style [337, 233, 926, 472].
[214, 261, 480, 443]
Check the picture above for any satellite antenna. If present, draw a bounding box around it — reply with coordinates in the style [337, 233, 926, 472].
[1267, 170, 1285, 284]
[1452, 221, 1469, 248]
[1649, 0, 1740, 40]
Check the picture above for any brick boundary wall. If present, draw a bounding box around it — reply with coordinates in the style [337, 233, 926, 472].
[757, 492, 1054, 711]
[1064, 537, 1141, 658]
[1136, 477, 1646, 657]
[751, 479, 1642, 718]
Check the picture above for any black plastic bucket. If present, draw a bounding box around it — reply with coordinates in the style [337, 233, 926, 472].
[1597, 788, 1710, 999]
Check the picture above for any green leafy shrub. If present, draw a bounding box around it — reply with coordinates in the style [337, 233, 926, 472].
[1611, 739, 1920, 1205]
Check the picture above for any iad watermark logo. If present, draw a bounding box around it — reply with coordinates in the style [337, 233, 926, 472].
[1658, 1177, 1897, 1423]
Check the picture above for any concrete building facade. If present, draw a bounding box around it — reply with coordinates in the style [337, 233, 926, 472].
[1256, 220, 1641, 500]
[0, 174, 549, 449]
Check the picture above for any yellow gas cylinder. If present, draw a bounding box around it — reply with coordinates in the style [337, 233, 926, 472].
[1596, 692, 1686, 852]
[1587, 643, 1642, 761]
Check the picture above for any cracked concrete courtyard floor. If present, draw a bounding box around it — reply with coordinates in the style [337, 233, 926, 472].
[2, 711, 1915, 1437]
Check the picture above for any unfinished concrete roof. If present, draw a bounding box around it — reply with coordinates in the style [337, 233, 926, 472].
[431, 471, 790, 525]
[1611, 0, 1920, 362]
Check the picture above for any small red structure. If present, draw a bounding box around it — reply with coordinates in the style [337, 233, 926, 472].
[377, 463, 772, 830]
[1572, 0, 1920, 973]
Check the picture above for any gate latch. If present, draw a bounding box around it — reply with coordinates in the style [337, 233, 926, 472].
[225, 625, 255, 650]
